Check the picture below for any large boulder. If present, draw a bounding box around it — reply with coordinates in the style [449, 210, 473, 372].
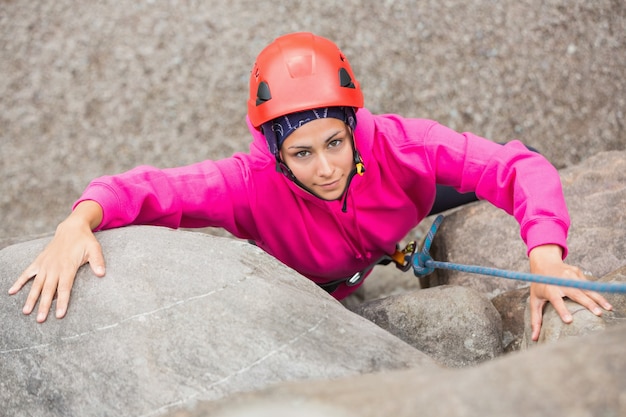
[0, 226, 435, 417]
[407, 150, 626, 352]
[349, 150, 626, 355]
[422, 150, 626, 299]
[351, 285, 503, 367]
[165, 323, 626, 417]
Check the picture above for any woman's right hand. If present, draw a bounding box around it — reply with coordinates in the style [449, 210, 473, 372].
[8, 200, 105, 323]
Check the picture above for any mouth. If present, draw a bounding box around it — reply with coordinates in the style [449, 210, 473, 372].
[317, 179, 341, 190]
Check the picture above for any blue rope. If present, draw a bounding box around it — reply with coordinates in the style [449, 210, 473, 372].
[411, 215, 626, 293]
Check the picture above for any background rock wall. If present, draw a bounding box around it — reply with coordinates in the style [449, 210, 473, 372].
[1, 0, 625, 245]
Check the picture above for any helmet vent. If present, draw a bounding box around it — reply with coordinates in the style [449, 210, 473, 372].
[339, 68, 355, 89]
[255, 81, 272, 106]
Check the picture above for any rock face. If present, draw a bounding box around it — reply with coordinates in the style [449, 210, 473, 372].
[420, 151, 626, 299]
[1, 1, 625, 415]
[0, 227, 435, 417]
[360, 150, 626, 353]
[166, 324, 626, 417]
[522, 266, 626, 347]
[2, 0, 625, 246]
[2, 149, 625, 416]
[352, 286, 503, 367]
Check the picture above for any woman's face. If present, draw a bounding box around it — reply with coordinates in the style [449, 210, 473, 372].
[280, 117, 354, 201]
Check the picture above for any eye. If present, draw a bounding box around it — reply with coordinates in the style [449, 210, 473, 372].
[294, 150, 311, 158]
[328, 139, 342, 148]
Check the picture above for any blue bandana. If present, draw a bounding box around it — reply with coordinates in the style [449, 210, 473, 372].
[262, 107, 356, 157]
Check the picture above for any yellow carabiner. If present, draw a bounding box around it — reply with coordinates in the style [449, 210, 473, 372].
[391, 241, 416, 271]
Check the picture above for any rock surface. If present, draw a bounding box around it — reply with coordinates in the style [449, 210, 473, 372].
[1, 1, 625, 416]
[419, 151, 626, 299]
[359, 151, 626, 353]
[2, 0, 625, 246]
[0, 227, 435, 417]
[522, 266, 626, 347]
[165, 324, 626, 417]
[351, 285, 503, 367]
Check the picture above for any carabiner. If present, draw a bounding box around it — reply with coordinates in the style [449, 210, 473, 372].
[390, 241, 417, 272]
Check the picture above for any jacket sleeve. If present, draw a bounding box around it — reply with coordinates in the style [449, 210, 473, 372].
[424, 122, 570, 257]
[73, 156, 256, 239]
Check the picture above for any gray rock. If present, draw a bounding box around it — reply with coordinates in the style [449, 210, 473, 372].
[427, 204, 526, 298]
[352, 285, 503, 367]
[2, 0, 625, 246]
[0, 226, 436, 417]
[166, 323, 626, 417]
[560, 151, 626, 280]
[409, 151, 626, 353]
[2, 1, 625, 414]
[522, 266, 626, 347]
[490, 287, 529, 353]
[170, 401, 358, 417]
[424, 150, 626, 299]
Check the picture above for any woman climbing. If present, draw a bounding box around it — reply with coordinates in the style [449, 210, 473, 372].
[9, 32, 611, 341]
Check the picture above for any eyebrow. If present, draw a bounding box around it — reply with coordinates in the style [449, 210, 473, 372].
[286, 129, 345, 150]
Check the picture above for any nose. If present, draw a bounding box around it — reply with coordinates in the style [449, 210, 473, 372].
[316, 154, 334, 177]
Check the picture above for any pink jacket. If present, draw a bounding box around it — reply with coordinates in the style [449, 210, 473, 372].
[76, 108, 570, 299]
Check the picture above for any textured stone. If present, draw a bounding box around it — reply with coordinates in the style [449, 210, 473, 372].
[423, 151, 626, 299]
[522, 266, 626, 347]
[491, 287, 529, 353]
[1, 1, 626, 415]
[352, 285, 503, 367]
[0, 227, 435, 417]
[2, 0, 625, 245]
[165, 324, 626, 417]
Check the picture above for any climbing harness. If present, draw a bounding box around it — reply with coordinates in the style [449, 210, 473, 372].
[408, 215, 626, 294]
[318, 241, 417, 294]
[318, 254, 394, 293]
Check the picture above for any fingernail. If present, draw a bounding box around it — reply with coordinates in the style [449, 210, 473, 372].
[37, 312, 47, 322]
[564, 314, 573, 322]
[593, 307, 602, 315]
[56, 307, 65, 318]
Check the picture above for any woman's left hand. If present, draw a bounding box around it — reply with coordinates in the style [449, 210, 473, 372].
[528, 244, 613, 342]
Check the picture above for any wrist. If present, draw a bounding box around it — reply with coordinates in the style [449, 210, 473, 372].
[529, 244, 563, 258]
[65, 200, 103, 231]
[529, 244, 564, 273]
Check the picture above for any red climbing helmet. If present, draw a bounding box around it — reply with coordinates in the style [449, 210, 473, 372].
[248, 32, 364, 128]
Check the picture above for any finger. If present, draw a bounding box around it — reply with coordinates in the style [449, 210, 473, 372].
[547, 293, 573, 325]
[588, 291, 613, 311]
[568, 268, 613, 311]
[54, 271, 77, 319]
[529, 297, 546, 342]
[8, 267, 38, 295]
[36, 273, 61, 323]
[583, 290, 613, 311]
[565, 289, 604, 317]
[87, 242, 106, 277]
[22, 272, 47, 315]
[561, 268, 613, 313]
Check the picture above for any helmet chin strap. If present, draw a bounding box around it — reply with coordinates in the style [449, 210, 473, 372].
[340, 146, 365, 213]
